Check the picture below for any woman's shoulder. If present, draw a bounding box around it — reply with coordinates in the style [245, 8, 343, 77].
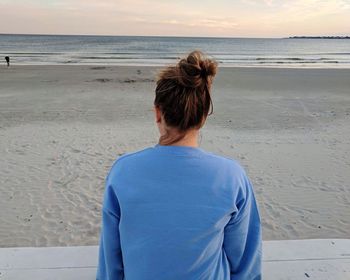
[105, 146, 154, 182]
[109, 146, 154, 169]
[203, 150, 247, 175]
[117, 146, 154, 162]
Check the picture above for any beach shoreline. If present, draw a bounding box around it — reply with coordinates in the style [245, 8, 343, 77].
[2, 35, 350, 68]
[3, 64, 350, 69]
[0, 65, 349, 247]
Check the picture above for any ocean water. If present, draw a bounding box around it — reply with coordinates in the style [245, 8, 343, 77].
[1, 34, 350, 68]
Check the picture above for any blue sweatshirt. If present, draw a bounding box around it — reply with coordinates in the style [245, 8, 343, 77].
[97, 144, 262, 280]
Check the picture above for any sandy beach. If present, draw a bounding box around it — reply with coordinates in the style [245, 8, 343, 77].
[0, 65, 349, 247]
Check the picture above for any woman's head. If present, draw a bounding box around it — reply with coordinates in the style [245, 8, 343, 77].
[154, 50, 218, 145]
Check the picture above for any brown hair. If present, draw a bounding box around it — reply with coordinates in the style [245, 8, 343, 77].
[154, 50, 218, 145]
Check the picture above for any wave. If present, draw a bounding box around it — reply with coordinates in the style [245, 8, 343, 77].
[4, 52, 63, 55]
[72, 56, 180, 60]
[257, 60, 339, 64]
[256, 57, 331, 61]
[316, 52, 350, 55]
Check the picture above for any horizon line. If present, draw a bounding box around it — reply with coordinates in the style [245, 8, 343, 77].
[0, 32, 283, 39]
[1, 32, 349, 39]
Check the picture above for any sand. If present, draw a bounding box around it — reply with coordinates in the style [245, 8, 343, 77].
[0, 65, 349, 247]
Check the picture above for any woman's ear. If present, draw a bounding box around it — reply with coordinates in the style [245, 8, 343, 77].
[154, 106, 162, 124]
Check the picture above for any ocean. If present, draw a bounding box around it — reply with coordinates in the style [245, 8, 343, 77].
[1, 34, 350, 68]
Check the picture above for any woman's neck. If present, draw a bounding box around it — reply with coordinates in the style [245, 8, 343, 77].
[159, 129, 200, 147]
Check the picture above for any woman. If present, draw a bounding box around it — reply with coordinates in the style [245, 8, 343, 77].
[97, 51, 262, 280]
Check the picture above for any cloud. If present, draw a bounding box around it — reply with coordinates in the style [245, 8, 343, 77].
[136, 17, 239, 30]
[190, 19, 239, 29]
[241, 0, 276, 7]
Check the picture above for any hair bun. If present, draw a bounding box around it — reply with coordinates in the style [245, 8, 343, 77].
[176, 50, 217, 88]
[199, 59, 217, 78]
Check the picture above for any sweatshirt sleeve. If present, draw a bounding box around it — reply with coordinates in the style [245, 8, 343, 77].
[96, 173, 124, 280]
[223, 173, 262, 280]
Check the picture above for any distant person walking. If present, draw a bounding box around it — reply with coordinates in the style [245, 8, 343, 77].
[5, 56, 10, 67]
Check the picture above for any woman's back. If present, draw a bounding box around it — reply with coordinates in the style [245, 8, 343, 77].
[97, 50, 261, 279]
[97, 144, 261, 280]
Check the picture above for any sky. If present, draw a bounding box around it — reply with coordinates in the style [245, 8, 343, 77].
[0, 0, 349, 37]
